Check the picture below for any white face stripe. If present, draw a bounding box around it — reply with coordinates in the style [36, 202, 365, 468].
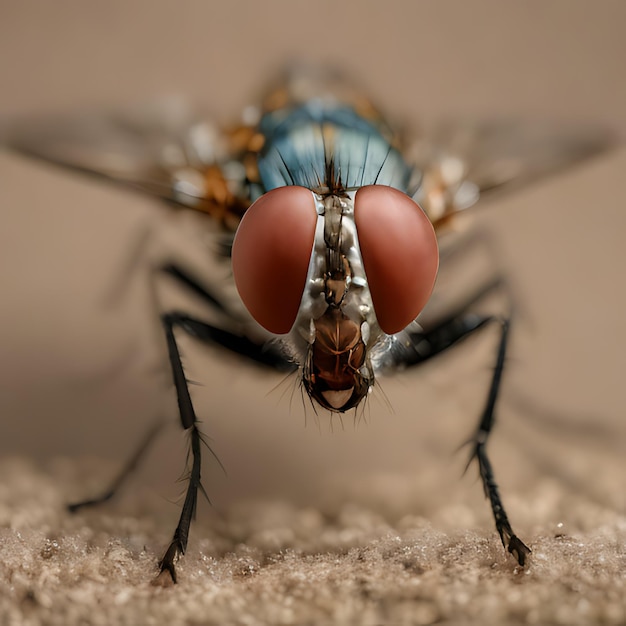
[288, 190, 382, 355]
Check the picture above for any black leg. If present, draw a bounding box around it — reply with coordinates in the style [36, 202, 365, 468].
[65, 311, 209, 584]
[69, 256, 294, 584]
[154, 312, 207, 584]
[399, 277, 504, 366]
[393, 278, 531, 565]
[160, 262, 296, 370]
[161, 263, 233, 317]
[153, 308, 296, 583]
[156, 423, 204, 584]
[165, 310, 296, 371]
[67, 419, 165, 512]
[462, 318, 531, 566]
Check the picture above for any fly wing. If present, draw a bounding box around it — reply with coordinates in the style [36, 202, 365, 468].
[3, 98, 249, 222]
[410, 119, 616, 228]
[5, 98, 194, 198]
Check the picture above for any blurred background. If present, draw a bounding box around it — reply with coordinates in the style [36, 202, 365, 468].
[0, 1, 624, 516]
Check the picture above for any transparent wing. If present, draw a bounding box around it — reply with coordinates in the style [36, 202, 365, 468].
[3, 97, 251, 227]
[410, 118, 616, 228]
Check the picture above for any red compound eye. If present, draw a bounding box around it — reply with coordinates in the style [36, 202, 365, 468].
[354, 185, 439, 334]
[232, 186, 317, 334]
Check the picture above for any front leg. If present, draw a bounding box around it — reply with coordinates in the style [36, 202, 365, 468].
[463, 317, 531, 566]
[154, 313, 207, 585]
[398, 280, 531, 565]
[154, 308, 292, 583]
[154, 260, 297, 582]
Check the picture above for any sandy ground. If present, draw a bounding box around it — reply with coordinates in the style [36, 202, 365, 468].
[0, 451, 624, 626]
[1, 2, 625, 625]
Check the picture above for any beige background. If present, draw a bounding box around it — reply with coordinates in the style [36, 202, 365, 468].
[0, 2, 624, 623]
[1, 0, 624, 496]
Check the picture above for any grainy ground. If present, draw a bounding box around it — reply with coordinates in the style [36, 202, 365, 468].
[0, 452, 624, 626]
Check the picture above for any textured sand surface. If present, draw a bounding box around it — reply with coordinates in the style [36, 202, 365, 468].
[0, 452, 624, 625]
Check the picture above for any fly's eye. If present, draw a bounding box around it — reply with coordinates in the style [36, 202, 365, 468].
[354, 185, 439, 334]
[232, 186, 317, 334]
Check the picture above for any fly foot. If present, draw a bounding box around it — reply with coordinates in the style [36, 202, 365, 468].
[152, 541, 182, 586]
[506, 534, 531, 567]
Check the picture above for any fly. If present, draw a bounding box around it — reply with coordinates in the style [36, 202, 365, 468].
[5, 67, 613, 583]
